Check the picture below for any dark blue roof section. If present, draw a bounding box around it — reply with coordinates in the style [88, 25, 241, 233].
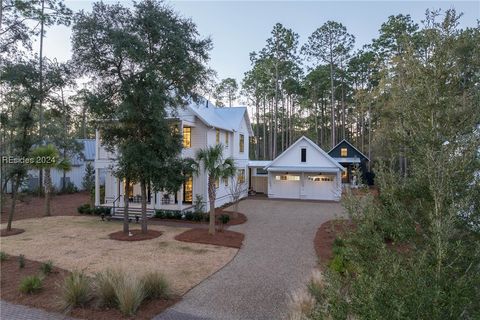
[328, 139, 369, 162]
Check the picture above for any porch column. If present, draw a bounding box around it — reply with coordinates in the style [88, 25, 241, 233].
[95, 168, 100, 206]
[178, 185, 183, 211]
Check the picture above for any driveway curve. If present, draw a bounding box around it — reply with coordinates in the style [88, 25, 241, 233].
[155, 199, 344, 320]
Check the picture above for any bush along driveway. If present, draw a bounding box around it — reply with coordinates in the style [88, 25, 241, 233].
[156, 199, 344, 320]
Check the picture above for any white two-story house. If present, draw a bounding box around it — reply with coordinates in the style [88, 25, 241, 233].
[94, 98, 253, 215]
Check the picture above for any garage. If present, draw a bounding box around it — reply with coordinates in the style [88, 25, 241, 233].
[264, 136, 344, 201]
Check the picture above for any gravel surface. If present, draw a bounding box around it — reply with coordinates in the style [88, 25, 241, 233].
[0, 300, 76, 320]
[155, 199, 344, 320]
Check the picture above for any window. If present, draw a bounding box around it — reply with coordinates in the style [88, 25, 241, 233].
[215, 177, 220, 189]
[239, 134, 245, 153]
[307, 175, 333, 182]
[256, 168, 268, 175]
[341, 148, 348, 157]
[238, 169, 245, 184]
[216, 129, 220, 144]
[183, 176, 193, 203]
[224, 177, 229, 186]
[275, 175, 300, 181]
[301, 148, 307, 162]
[183, 127, 191, 148]
[225, 132, 229, 147]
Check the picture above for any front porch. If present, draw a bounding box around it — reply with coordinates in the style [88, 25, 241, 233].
[95, 169, 196, 214]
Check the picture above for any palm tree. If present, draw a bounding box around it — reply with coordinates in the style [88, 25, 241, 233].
[30, 144, 71, 216]
[195, 144, 236, 235]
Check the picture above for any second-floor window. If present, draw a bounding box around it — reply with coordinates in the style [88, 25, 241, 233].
[216, 129, 220, 144]
[239, 134, 244, 153]
[341, 148, 348, 157]
[225, 132, 229, 147]
[183, 127, 191, 148]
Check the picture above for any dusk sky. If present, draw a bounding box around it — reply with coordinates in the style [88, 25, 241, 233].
[45, 1, 479, 86]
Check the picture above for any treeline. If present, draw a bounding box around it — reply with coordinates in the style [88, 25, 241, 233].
[224, 11, 478, 168]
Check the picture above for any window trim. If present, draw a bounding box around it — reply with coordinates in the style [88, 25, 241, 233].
[239, 134, 245, 153]
[341, 148, 348, 157]
[183, 127, 191, 148]
[301, 148, 307, 162]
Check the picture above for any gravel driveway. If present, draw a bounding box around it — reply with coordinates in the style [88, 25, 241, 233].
[155, 198, 344, 320]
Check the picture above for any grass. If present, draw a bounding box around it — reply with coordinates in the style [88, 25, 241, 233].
[19, 275, 43, 294]
[59, 271, 92, 311]
[0, 216, 237, 295]
[18, 254, 25, 269]
[141, 271, 170, 300]
[40, 260, 54, 275]
[113, 274, 145, 316]
[0, 251, 7, 261]
[94, 269, 122, 308]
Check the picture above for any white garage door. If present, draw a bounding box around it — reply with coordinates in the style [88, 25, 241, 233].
[304, 175, 337, 200]
[271, 174, 301, 199]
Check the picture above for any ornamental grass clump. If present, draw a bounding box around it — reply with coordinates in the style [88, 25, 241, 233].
[94, 269, 122, 308]
[19, 275, 43, 294]
[141, 271, 170, 300]
[112, 274, 145, 316]
[59, 271, 92, 311]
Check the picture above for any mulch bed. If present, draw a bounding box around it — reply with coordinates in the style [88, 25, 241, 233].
[1, 192, 89, 223]
[175, 228, 245, 249]
[0, 254, 180, 320]
[108, 229, 162, 241]
[0, 228, 25, 237]
[314, 220, 355, 266]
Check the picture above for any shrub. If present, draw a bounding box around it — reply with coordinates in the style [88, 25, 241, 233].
[59, 271, 92, 311]
[0, 251, 7, 262]
[141, 271, 170, 300]
[19, 275, 43, 294]
[329, 255, 348, 274]
[77, 204, 92, 214]
[154, 210, 166, 219]
[40, 260, 54, 275]
[60, 181, 78, 194]
[112, 275, 145, 316]
[94, 269, 122, 308]
[18, 254, 25, 269]
[218, 214, 230, 225]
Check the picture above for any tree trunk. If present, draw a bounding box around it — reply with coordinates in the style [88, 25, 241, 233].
[123, 178, 130, 234]
[6, 176, 20, 231]
[44, 168, 52, 216]
[141, 180, 147, 234]
[262, 98, 266, 159]
[208, 176, 216, 235]
[330, 60, 336, 148]
[38, 0, 45, 193]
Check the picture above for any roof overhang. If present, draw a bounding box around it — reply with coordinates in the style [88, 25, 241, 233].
[267, 166, 343, 173]
[333, 157, 361, 163]
[248, 160, 272, 168]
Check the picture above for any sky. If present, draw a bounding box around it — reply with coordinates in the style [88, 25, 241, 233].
[45, 0, 479, 86]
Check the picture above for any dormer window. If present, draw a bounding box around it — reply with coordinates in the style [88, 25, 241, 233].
[341, 148, 348, 157]
[301, 148, 307, 162]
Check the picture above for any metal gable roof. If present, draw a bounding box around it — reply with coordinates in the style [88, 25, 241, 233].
[186, 99, 253, 135]
[265, 136, 344, 171]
